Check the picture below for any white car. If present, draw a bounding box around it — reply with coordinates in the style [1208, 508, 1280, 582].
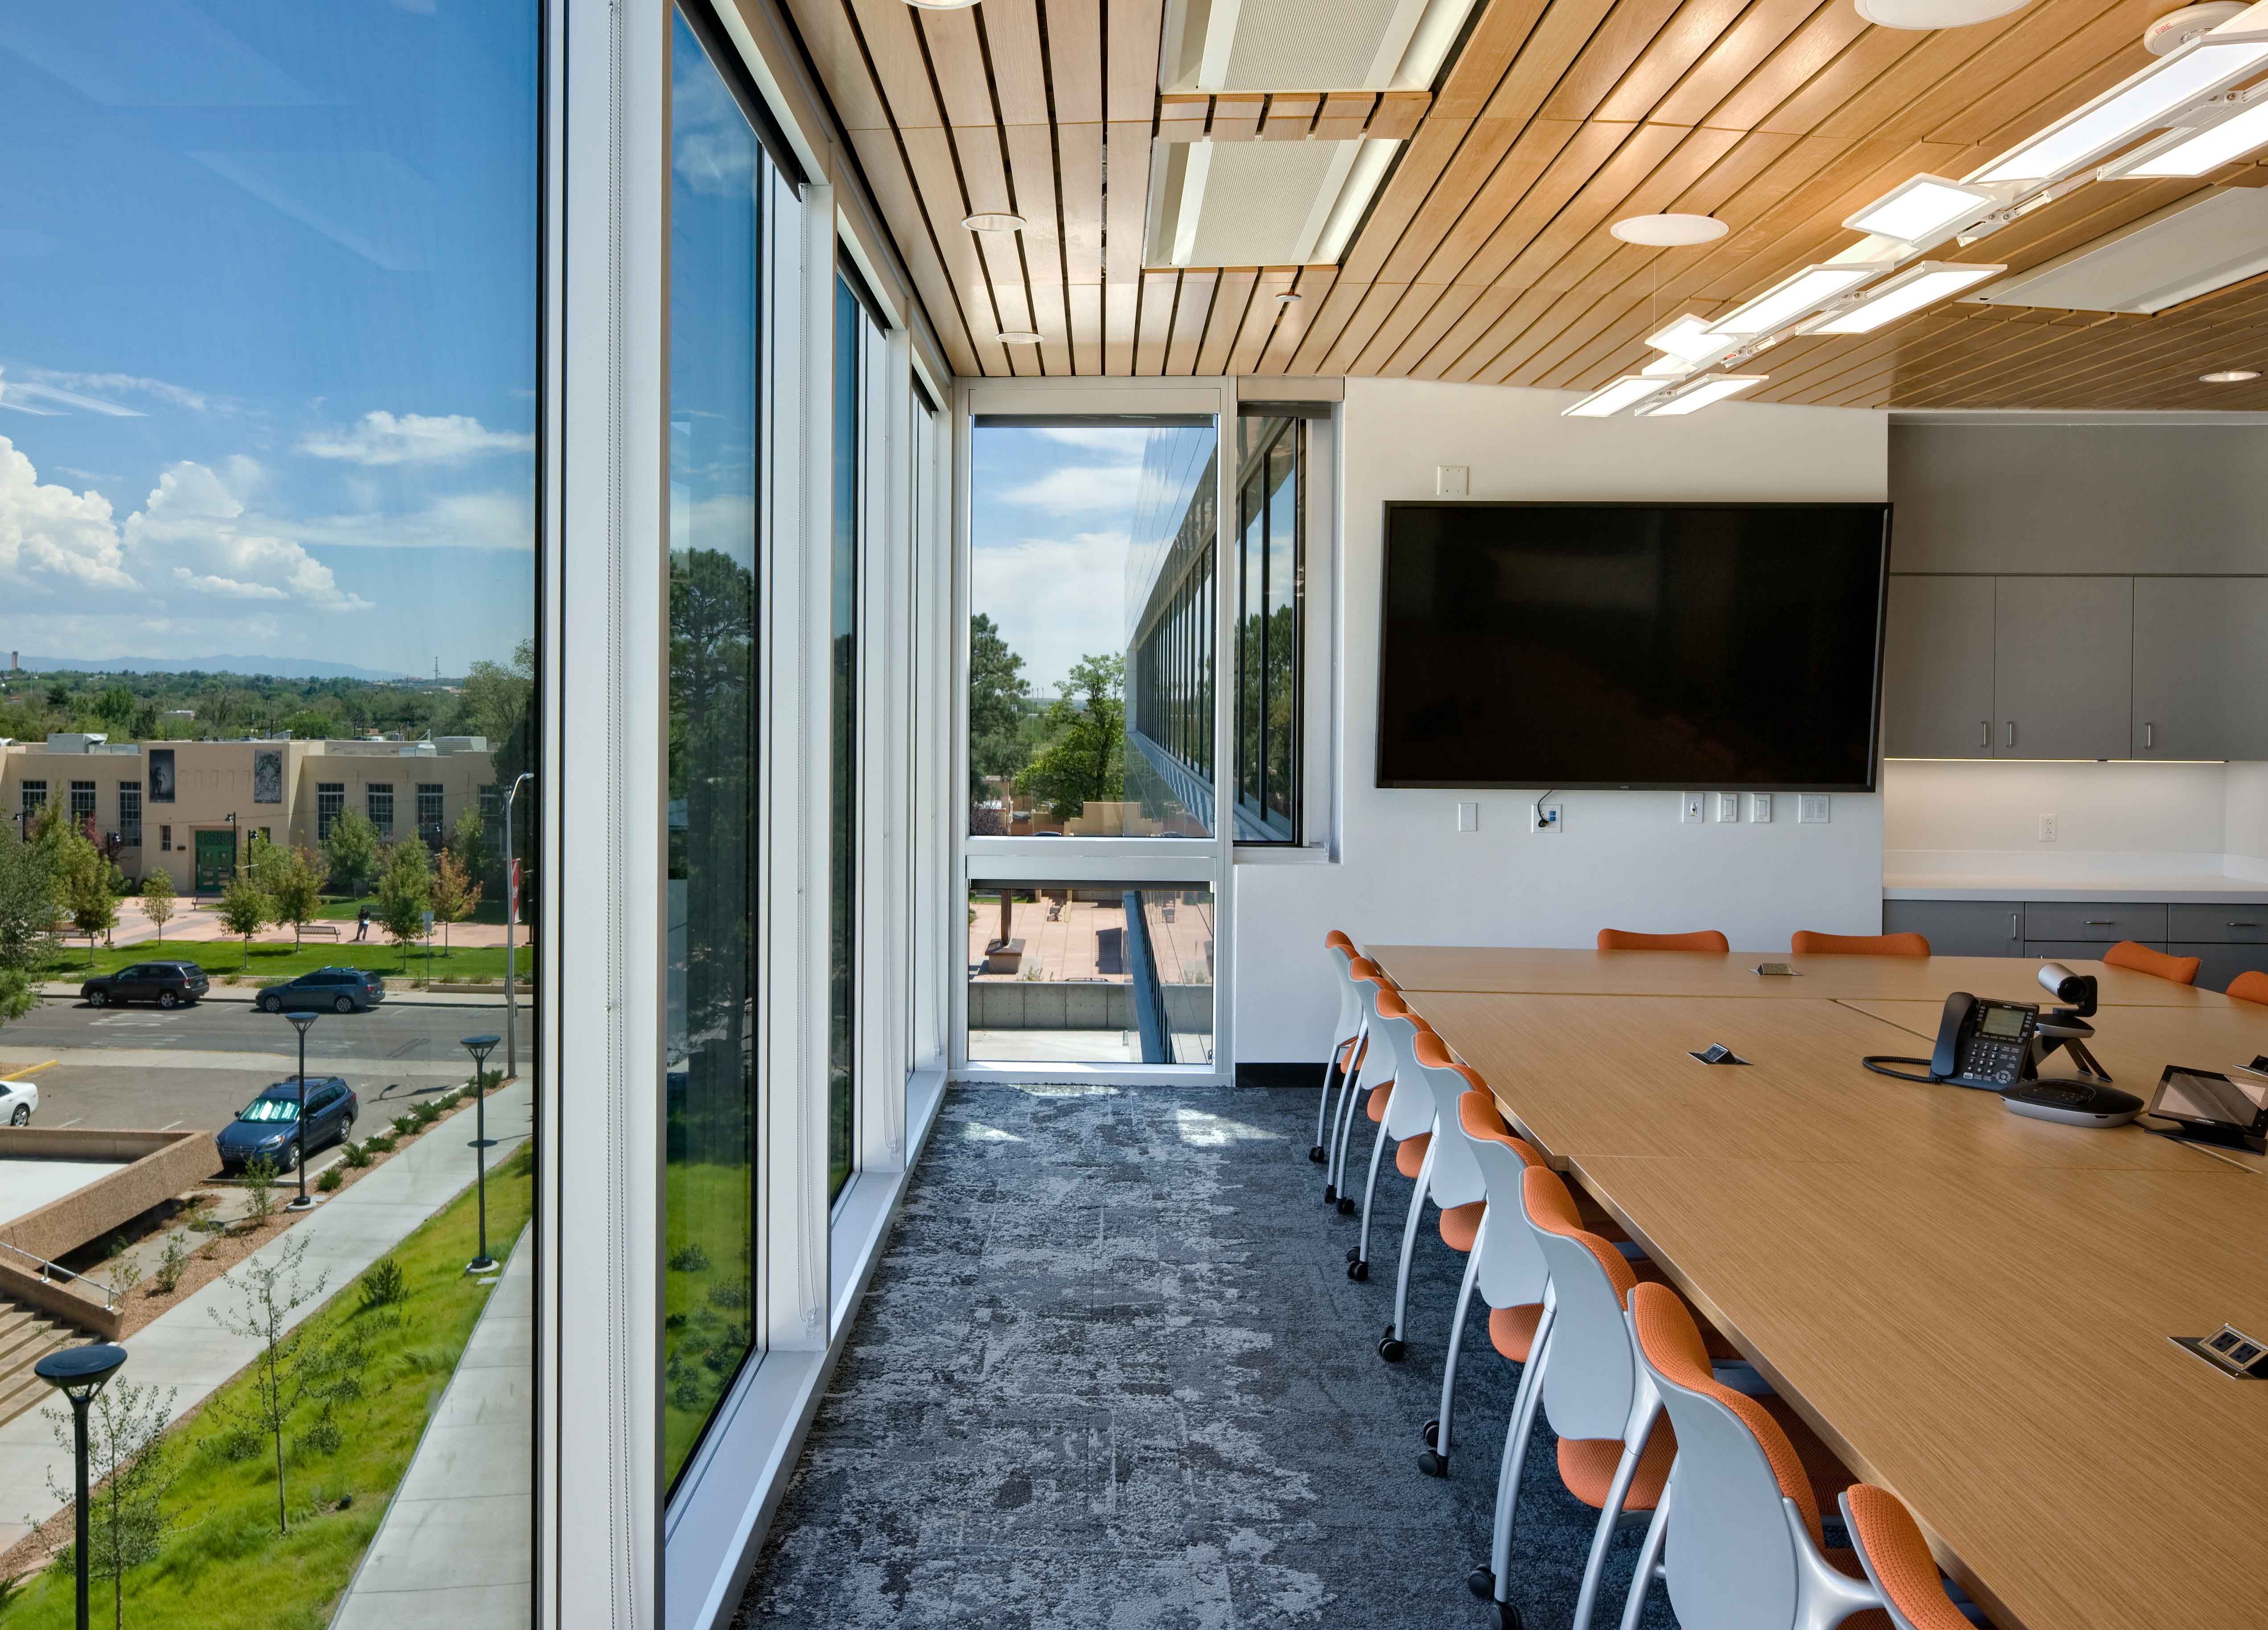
[0, 1078, 37, 1127]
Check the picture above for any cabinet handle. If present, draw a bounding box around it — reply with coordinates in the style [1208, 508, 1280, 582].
[2231, 921, 2260, 928]
[2143, 721, 2155, 750]
[1977, 720, 1989, 750]
[2004, 721, 2016, 750]
[2009, 912, 2019, 938]
[2082, 919, 2113, 926]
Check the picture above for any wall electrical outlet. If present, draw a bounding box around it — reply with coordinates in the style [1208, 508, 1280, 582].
[1797, 794, 1831, 824]
[1456, 801, 1479, 832]
[1437, 464, 1469, 496]
[1531, 801, 1563, 834]
[2038, 812, 2057, 843]
[1715, 792, 1741, 823]
[1680, 792, 1705, 823]
[1751, 793, 1773, 823]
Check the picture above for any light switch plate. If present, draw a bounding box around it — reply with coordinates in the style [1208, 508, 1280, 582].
[1531, 801, 1563, 833]
[1456, 800, 1479, 832]
[1751, 793, 1773, 823]
[1715, 792, 1741, 823]
[1680, 792, 1705, 823]
[1798, 794, 1831, 824]
[1437, 465, 1469, 496]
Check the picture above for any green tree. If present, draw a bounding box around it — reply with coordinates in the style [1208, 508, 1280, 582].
[91, 685, 138, 734]
[1015, 653, 1126, 823]
[44, 1376, 177, 1630]
[252, 845, 328, 947]
[278, 707, 340, 740]
[430, 844, 479, 953]
[322, 807, 381, 895]
[452, 806, 489, 889]
[139, 867, 176, 943]
[203, 1234, 330, 1536]
[0, 828, 59, 1027]
[373, 840, 432, 950]
[62, 849, 119, 961]
[215, 872, 270, 966]
[968, 613, 1033, 799]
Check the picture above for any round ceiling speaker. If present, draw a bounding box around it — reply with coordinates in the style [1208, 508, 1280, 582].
[1275, 292, 1304, 304]
[996, 331, 1043, 345]
[2201, 368, 2261, 383]
[1855, 0, 2031, 28]
[904, 0, 981, 10]
[1610, 213, 1730, 246]
[962, 212, 1026, 231]
[2145, 4, 2248, 54]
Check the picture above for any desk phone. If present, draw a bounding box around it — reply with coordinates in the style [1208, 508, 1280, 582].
[1930, 993, 2038, 1090]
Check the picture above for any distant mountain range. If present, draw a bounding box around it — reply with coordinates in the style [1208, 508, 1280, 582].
[9, 655, 417, 682]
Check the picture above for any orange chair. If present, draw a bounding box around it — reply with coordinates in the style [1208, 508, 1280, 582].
[2102, 940, 2202, 985]
[2228, 969, 2268, 1006]
[1598, 927, 1730, 953]
[1791, 930, 1930, 958]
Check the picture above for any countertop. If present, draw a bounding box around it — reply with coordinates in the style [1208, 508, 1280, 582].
[1884, 875, 2268, 904]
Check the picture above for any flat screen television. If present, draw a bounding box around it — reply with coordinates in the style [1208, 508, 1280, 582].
[1377, 501, 1891, 791]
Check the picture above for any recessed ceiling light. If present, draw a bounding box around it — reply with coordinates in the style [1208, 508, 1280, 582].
[1855, 0, 2031, 28]
[1610, 213, 1729, 246]
[963, 212, 1026, 232]
[904, 0, 980, 10]
[1275, 292, 1304, 305]
[996, 331, 1043, 345]
[2201, 368, 2261, 382]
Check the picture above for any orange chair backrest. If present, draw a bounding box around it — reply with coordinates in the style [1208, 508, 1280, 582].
[1790, 930, 1930, 958]
[1325, 929, 1355, 951]
[1841, 1486, 1977, 1630]
[2227, 970, 2268, 1006]
[1458, 1090, 1542, 1166]
[1347, 955, 1395, 989]
[1597, 928, 1729, 954]
[2102, 940, 2201, 986]
[1373, 988, 1429, 1029]
[1408, 1027, 1482, 1087]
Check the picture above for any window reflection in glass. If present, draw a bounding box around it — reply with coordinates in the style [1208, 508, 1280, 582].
[829, 276, 866, 1200]
[664, 5, 764, 1490]
[1234, 416, 1302, 843]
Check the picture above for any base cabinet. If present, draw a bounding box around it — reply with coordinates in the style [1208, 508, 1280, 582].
[1884, 897, 2268, 994]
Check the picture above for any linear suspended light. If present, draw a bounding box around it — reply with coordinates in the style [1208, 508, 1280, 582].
[1975, 31, 2268, 184]
[1810, 261, 2006, 333]
[1645, 313, 1734, 362]
[1636, 375, 1767, 415]
[2112, 97, 2268, 175]
[1844, 175, 2000, 243]
[1709, 265, 1879, 334]
[1562, 376, 1668, 417]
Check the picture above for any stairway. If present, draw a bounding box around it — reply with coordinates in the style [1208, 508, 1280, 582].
[0, 1296, 78, 1427]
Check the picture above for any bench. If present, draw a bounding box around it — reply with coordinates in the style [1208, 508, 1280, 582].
[300, 923, 341, 939]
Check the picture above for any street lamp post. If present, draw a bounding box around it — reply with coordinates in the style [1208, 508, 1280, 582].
[460, 1033, 501, 1274]
[284, 1011, 318, 1210]
[501, 772, 531, 1081]
[35, 1343, 129, 1630]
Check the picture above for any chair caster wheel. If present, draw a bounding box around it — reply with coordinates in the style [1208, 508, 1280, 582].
[1467, 1568, 1494, 1602]
[1323, 1184, 1338, 1205]
[1422, 1418, 1439, 1446]
[1336, 1196, 1356, 1215]
[1495, 1602, 1523, 1630]
[1418, 1448, 1447, 1478]
[1347, 1245, 1361, 1263]
[1347, 1259, 1368, 1281]
[1308, 1145, 1327, 1162]
[1377, 1333, 1406, 1363]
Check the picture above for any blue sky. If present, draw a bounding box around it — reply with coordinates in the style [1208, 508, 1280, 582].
[0, 0, 538, 677]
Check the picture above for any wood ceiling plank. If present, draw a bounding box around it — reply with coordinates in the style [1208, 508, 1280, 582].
[782, 0, 890, 133]
[1393, 118, 1587, 288]
[1003, 120, 1074, 375]
[1261, 92, 1321, 139]
[843, 123, 994, 376]
[1136, 268, 1180, 374]
[1196, 266, 1257, 374]
[1258, 266, 1338, 373]
[1289, 275, 1373, 374]
[1405, 282, 1525, 377]
[1447, 284, 1568, 381]
[1434, 0, 1554, 123]
[1103, 117, 1153, 372]
[1106, 0, 1164, 124]
[982, 0, 1052, 126]
[1209, 93, 1267, 141]
[1157, 95, 1211, 144]
[1478, 0, 1622, 128]
[1957, 294, 2268, 408]
[846, 0, 945, 130]
[1369, 90, 1433, 140]
[1364, 283, 1486, 375]
[1539, 0, 1691, 126]
[1068, 280, 1105, 374]
[1751, 15, 1929, 137]
[1340, 115, 1481, 284]
[1416, 120, 1642, 299]
[1105, 278, 1140, 375]
[1809, 0, 2125, 148]
[1227, 268, 1298, 374]
[1164, 268, 1218, 372]
[1057, 119, 1105, 285]
[1312, 91, 1379, 143]
[1320, 280, 1413, 375]
[1590, 0, 1753, 127]
[1044, 0, 1104, 125]
[917, 8, 995, 128]
[1680, 0, 1871, 136]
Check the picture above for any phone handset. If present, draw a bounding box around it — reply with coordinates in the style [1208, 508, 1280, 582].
[1867, 991, 2038, 1089]
[1929, 991, 1973, 1082]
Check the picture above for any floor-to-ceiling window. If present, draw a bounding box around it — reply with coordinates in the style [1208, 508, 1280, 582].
[663, 2, 768, 1489]
[828, 273, 871, 1199]
[1234, 413, 1305, 843]
[1, 3, 541, 1622]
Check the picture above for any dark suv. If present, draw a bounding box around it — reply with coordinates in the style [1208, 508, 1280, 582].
[257, 967, 387, 1014]
[81, 961, 210, 1009]
[215, 1076, 358, 1172]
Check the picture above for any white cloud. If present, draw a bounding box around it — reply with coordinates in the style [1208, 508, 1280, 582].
[0, 372, 142, 418]
[970, 528, 1130, 693]
[122, 458, 370, 612]
[284, 487, 536, 552]
[298, 410, 533, 466]
[1003, 462, 1146, 517]
[0, 436, 136, 589]
[1034, 426, 1149, 457]
[22, 368, 214, 413]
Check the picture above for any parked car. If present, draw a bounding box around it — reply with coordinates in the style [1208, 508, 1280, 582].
[0, 1078, 36, 1126]
[215, 1076, 358, 1172]
[256, 967, 387, 1014]
[81, 960, 210, 1009]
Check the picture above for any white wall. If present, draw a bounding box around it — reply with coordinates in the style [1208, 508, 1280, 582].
[1234, 379, 1889, 1061]
[1882, 759, 2233, 877]
[2228, 764, 2268, 876]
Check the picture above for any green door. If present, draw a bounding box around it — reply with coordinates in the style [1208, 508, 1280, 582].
[193, 829, 236, 894]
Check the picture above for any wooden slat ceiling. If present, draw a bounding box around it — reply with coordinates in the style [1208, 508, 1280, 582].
[779, 0, 2268, 408]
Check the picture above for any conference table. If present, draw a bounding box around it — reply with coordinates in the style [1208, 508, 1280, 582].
[1366, 946, 2268, 1630]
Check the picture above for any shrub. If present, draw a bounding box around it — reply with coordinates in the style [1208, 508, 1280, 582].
[316, 1166, 342, 1193]
[296, 1415, 343, 1458]
[390, 1113, 419, 1137]
[707, 1282, 748, 1311]
[153, 1236, 190, 1294]
[362, 1133, 397, 1154]
[108, 1255, 146, 1299]
[214, 1421, 264, 1463]
[667, 1243, 711, 1273]
[241, 1155, 280, 1227]
[340, 1138, 372, 1169]
[360, 1257, 407, 1311]
[409, 1101, 441, 1127]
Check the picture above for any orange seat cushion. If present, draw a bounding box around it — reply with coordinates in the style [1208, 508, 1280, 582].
[1557, 1419, 1676, 1511]
[1438, 1200, 1484, 1252]
[2102, 939, 2201, 985]
[1842, 1486, 1976, 1630]
[2228, 969, 2268, 1006]
[1489, 1302, 1544, 1362]
[1791, 930, 1929, 958]
[1366, 1081, 1393, 1122]
[1760, 1395, 1861, 1511]
[1596, 928, 1729, 954]
[1394, 1132, 1431, 1177]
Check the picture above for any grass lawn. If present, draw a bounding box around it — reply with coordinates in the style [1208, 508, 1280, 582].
[313, 893, 512, 926]
[4, 1144, 534, 1630]
[50, 941, 530, 985]
[662, 1161, 755, 1480]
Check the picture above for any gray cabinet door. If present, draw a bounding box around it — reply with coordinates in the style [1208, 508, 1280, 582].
[2172, 943, 2268, 995]
[2132, 577, 2268, 761]
[1993, 576, 2133, 760]
[1883, 899, 2022, 957]
[2021, 902, 2168, 943]
[1882, 576, 1995, 758]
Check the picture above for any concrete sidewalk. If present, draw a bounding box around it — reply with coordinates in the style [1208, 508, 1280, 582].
[332, 1228, 531, 1630]
[0, 1075, 534, 1552]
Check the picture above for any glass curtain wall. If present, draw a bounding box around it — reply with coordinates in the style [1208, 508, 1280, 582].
[828, 275, 875, 1199]
[0, 3, 540, 1624]
[663, 4, 772, 1490]
[1233, 414, 1304, 843]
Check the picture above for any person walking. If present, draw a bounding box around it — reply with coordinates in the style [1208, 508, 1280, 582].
[355, 906, 371, 942]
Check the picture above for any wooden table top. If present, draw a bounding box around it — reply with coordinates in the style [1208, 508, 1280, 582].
[1385, 948, 2268, 1630]
[1366, 945, 2237, 1008]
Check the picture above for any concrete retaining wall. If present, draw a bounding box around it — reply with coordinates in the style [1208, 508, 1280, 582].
[0, 1127, 218, 1263]
[967, 981, 1212, 1033]
[0, 1259, 122, 1339]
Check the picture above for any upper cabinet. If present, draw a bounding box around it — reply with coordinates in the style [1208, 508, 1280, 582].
[2132, 577, 2268, 761]
[1886, 573, 2267, 763]
[1991, 576, 2132, 761]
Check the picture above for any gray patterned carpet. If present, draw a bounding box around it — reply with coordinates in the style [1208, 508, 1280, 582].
[734, 1084, 1675, 1630]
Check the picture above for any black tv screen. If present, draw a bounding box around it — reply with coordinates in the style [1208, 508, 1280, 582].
[1378, 501, 1890, 791]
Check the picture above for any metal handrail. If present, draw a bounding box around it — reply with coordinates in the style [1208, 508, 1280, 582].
[0, 1238, 120, 1311]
